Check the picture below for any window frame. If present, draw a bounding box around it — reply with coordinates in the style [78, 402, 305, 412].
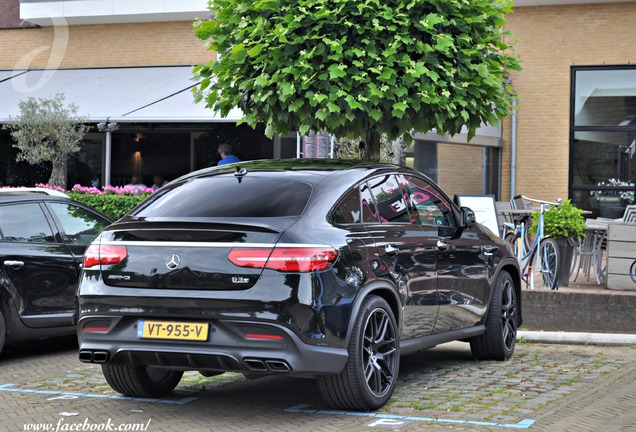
[570, 65, 636, 212]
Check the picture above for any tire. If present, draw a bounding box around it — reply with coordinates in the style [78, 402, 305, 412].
[539, 238, 560, 290]
[470, 271, 518, 361]
[0, 308, 6, 356]
[318, 295, 399, 411]
[101, 364, 183, 398]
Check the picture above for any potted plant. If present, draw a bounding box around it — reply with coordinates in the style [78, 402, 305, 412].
[530, 199, 586, 287]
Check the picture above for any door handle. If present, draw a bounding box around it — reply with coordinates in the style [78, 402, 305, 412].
[4, 260, 24, 270]
[436, 240, 448, 250]
[482, 246, 499, 256]
[385, 244, 399, 255]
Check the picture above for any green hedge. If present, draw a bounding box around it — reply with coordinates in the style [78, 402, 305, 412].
[68, 192, 149, 221]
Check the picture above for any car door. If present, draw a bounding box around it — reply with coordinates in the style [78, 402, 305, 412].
[362, 174, 439, 341]
[0, 201, 78, 327]
[403, 175, 489, 334]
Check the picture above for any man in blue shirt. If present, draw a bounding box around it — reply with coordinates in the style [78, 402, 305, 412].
[217, 143, 241, 165]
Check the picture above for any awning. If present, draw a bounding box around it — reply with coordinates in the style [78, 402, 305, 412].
[412, 122, 503, 148]
[0, 65, 244, 123]
[1, 65, 502, 146]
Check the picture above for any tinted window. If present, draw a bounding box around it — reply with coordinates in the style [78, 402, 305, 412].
[0, 203, 55, 243]
[367, 175, 412, 223]
[404, 176, 456, 227]
[50, 203, 110, 246]
[330, 187, 361, 224]
[360, 182, 379, 223]
[133, 176, 312, 218]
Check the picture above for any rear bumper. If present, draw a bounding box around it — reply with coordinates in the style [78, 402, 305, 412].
[77, 314, 349, 376]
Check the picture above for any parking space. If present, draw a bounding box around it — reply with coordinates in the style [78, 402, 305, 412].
[1, 337, 635, 431]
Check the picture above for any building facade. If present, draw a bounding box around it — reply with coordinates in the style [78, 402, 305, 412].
[0, 0, 276, 187]
[504, 0, 636, 216]
[1, 0, 635, 218]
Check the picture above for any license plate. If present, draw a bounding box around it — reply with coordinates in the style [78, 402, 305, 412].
[137, 320, 209, 341]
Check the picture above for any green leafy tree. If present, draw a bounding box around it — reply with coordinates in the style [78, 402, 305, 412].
[3, 92, 90, 189]
[193, 0, 520, 161]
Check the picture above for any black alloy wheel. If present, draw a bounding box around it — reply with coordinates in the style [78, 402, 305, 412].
[0, 308, 5, 355]
[470, 271, 518, 361]
[318, 295, 399, 410]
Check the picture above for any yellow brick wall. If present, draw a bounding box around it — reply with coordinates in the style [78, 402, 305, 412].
[503, 2, 636, 202]
[0, 21, 214, 69]
[438, 144, 484, 196]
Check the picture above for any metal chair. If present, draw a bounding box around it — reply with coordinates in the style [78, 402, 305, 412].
[574, 220, 608, 285]
[622, 205, 636, 222]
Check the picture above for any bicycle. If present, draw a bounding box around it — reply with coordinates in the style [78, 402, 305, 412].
[506, 195, 562, 290]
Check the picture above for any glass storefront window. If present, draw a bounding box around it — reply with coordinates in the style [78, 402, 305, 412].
[574, 69, 636, 127]
[571, 67, 636, 218]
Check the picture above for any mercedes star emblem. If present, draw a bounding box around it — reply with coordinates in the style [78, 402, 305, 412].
[165, 254, 181, 270]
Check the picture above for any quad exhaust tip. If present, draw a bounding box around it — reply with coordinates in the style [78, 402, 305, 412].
[244, 358, 291, 373]
[79, 350, 110, 364]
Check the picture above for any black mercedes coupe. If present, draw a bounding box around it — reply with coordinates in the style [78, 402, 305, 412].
[77, 159, 521, 410]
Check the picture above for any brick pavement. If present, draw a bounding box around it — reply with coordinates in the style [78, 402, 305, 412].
[1, 337, 635, 432]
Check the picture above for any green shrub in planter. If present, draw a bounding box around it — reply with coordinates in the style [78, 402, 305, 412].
[529, 199, 586, 287]
[529, 199, 586, 240]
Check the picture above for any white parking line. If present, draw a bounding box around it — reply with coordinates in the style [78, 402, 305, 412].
[284, 404, 537, 429]
[0, 383, 198, 405]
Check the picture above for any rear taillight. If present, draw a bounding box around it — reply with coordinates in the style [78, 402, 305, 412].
[83, 243, 128, 269]
[228, 246, 338, 272]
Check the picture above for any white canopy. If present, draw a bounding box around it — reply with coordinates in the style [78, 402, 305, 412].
[0, 65, 243, 123]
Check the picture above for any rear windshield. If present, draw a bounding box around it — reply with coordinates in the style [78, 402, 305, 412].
[131, 176, 312, 218]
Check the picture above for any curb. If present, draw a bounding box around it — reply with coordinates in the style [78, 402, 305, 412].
[518, 330, 636, 346]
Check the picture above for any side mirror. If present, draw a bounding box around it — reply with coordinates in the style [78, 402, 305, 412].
[460, 206, 476, 228]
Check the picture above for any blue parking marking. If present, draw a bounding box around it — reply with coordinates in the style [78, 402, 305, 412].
[0, 383, 198, 405]
[285, 404, 537, 429]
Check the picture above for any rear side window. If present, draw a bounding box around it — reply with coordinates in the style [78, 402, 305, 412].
[133, 176, 312, 218]
[50, 203, 110, 246]
[0, 203, 55, 243]
[360, 182, 379, 223]
[330, 187, 361, 224]
[367, 175, 412, 223]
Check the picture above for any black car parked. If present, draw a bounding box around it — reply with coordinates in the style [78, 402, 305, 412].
[77, 160, 521, 410]
[0, 188, 111, 355]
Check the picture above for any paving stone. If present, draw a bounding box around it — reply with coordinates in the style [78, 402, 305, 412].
[2, 337, 636, 431]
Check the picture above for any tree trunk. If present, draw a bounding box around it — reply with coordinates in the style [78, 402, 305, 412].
[49, 155, 67, 189]
[363, 130, 381, 162]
